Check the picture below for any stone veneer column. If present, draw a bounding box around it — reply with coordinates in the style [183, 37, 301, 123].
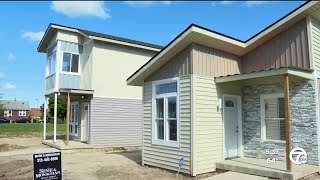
[242, 80, 318, 165]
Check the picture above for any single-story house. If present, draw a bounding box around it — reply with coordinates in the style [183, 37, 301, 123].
[0, 99, 30, 120]
[127, 1, 320, 178]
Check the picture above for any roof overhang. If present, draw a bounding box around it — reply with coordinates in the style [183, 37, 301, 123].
[38, 24, 162, 53]
[127, 1, 320, 86]
[215, 67, 313, 83]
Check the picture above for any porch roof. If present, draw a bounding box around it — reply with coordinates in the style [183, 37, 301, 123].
[215, 67, 313, 83]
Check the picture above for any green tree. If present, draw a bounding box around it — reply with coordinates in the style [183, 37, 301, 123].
[48, 97, 67, 123]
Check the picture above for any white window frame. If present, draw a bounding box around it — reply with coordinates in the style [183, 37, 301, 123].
[61, 51, 81, 75]
[4, 110, 12, 117]
[152, 77, 180, 148]
[260, 93, 285, 143]
[19, 110, 26, 117]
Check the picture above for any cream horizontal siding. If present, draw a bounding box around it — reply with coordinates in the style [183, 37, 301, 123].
[311, 17, 320, 73]
[192, 76, 242, 175]
[143, 75, 192, 174]
[193, 75, 224, 175]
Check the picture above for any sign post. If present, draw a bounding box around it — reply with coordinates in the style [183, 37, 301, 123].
[177, 157, 184, 176]
[33, 152, 62, 180]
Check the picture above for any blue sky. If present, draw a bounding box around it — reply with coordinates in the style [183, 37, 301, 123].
[0, 1, 305, 107]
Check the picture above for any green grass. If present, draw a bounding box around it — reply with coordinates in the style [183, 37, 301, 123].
[0, 123, 66, 133]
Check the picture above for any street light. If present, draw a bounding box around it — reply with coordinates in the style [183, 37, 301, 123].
[36, 99, 38, 108]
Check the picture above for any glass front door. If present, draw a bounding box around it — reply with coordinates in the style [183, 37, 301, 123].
[70, 102, 79, 136]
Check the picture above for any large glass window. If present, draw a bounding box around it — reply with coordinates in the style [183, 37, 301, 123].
[47, 52, 56, 76]
[153, 79, 179, 147]
[62, 52, 79, 73]
[261, 94, 285, 141]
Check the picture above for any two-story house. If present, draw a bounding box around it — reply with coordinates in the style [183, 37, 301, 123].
[38, 24, 162, 148]
[127, 1, 320, 179]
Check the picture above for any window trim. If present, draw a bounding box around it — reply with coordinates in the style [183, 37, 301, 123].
[61, 51, 81, 75]
[19, 110, 26, 117]
[46, 52, 57, 77]
[260, 93, 286, 143]
[4, 110, 12, 117]
[151, 77, 180, 148]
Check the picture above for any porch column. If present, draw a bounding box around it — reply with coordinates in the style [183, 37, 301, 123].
[53, 93, 58, 143]
[66, 93, 70, 146]
[43, 96, 47, 140]
[284, 74, 292, 172]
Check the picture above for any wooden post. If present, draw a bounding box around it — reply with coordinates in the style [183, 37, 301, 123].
[284, 74, 292, 172]
[66, 93, 70, 146]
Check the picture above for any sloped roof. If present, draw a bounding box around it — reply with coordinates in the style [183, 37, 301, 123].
[38, 23, 163, 53]
[0, 100, 30, 111]
[127, 1, 320, 86]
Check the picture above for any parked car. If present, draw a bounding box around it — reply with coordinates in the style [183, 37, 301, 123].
[0, 119, 11, 123]
[15, 117, 31, 123]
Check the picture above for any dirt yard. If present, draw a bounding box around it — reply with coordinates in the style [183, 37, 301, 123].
[0, 136, 319, 180]
[0, 136, 217, 180]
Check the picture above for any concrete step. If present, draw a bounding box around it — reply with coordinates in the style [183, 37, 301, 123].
[216, 161, 293, 180]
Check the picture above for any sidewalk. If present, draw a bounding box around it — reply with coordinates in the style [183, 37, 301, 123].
[203, 172, 268, 180]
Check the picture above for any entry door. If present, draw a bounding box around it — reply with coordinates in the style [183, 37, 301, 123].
[81, 103, 89, 142]
[224, 96, 240, 158]
[70, 102, 79, 137]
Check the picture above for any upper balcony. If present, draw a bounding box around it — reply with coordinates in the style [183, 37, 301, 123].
[45, 40, 91, 95]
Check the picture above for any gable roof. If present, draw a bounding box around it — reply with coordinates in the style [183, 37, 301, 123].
[38, 23, 163, 53]
[0, 100, 30, 111]
[127, 1, 320, 86]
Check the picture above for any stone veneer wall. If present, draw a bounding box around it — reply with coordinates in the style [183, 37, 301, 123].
[242, 80, 318, 165]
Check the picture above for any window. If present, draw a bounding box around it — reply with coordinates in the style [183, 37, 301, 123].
[152, 78, 179, 147]
[225, 100, 235, 108]
[261, 93, 285, 142]
[4, 110, 12, 117]
[19, 110, 26, 116]
[62, 52, 79, 73]
[47, 52, 56, 76]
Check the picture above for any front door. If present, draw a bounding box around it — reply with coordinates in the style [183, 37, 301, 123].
[70, 102, 79, 137]
[224, 96, 240, 158]
[81, 103, 89, 142]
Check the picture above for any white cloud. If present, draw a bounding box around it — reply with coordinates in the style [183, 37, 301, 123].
[245, 1, 269, 7]
[50, 1, 110, 19]
[124, 1, 172, 7]
[1, 83, 16, 90]
[8, 53, 15, 60]
[220, 1, 233, 5]
[21, 31, 44, 41]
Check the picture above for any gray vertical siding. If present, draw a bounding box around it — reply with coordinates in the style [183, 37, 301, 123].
[91, 97, 143, 147]
[59, 74, 80, 89]
[60, 40, 82, 53]
[146, 45, 192, 82]
[192, 43, 242, 77]
[46, 74, 55, 90]
[242, 19, 310, 72]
